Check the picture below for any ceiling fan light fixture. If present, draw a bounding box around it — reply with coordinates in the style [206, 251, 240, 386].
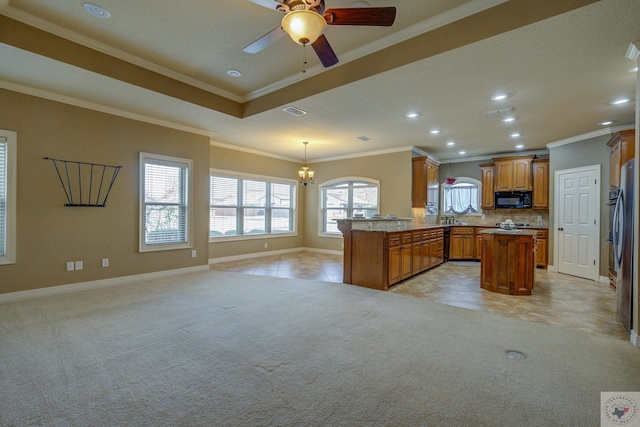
[281, 9, 327, 46]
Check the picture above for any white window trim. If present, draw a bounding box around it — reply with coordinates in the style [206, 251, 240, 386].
[139, 152, 193, 252]
[0, 130, 17, 265]
[441, 176, 483, 216]
[209, 168, 298, 242]
[318, 176, 380, 238]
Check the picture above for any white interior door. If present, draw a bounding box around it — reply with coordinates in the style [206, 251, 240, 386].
[555, 165, 600, 280]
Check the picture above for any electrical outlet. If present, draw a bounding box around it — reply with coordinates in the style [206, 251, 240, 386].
[75, 261, 83, 270]
[191, 250, 197, 258]
[102, 258, 109, 268]
[264, 243, 268, 249]
[66, 261, 74, 271]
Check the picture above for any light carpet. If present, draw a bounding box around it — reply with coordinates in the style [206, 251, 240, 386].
[1, 270, 639, 426]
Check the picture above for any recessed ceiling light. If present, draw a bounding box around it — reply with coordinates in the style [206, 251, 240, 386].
[446, 141, 455, 146]
[429, 129, 441, 135]
[83, 2, 110, 18]
[491, 93, 508, 101]
[510, 133, 521, 138]
[459, 151, 466, 155]
[405, 112, 420, 119]
[502, 117, 516, 123]
[515, 144, 524, 149]
[599, 120, 615, 126]
[611, 98, 631, 105]
[226, 69, 242, 78]
[630, 66, 638, 73]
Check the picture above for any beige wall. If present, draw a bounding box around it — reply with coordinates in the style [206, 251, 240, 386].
[0, 89, 210, 294]
[304, 151, 413, 252]
[208, 146, 304, 259]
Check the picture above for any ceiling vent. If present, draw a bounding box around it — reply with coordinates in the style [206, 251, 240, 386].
[357, 136, 371, 141]
[282, 106, 307, 116]
[484, 107, 514, 117]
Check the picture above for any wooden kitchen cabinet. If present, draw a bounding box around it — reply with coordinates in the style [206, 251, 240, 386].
[534, 229, 548, 269]
[449, 227, 475, 260]
[412, 156, 440, 212]
[339, 224, 446, 290]
[532, 158, 549, 209]
[493, 155, 535, 192]
[480, 163, 495, 209]
[412, 157, 427, 208]
[474, 228, 492, 260]
[607, 130, 635, 189]
[426, 158, 440, 214]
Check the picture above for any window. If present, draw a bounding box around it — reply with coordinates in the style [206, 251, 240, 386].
[139, 153, 192, 252]
[442, 177, 481, 215]
[0, 130, 16, 265]
[321, 178, 379, 234]
[210, 170, 296, 239]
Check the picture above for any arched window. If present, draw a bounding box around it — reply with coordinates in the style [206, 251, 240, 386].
[441, 177, 482, 215]
[320, 178, 380, 234]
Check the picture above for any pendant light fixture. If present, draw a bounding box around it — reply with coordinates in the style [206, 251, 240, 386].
[298, 141, 315, 187]
[444, 160, 457, 185]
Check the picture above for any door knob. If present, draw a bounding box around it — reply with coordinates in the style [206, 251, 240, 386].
[558, 227, 564, 231]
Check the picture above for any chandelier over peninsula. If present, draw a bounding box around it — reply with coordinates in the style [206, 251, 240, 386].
[298, 141, 314, 187]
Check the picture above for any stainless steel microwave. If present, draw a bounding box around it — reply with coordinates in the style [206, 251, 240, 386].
[495, 191, 532, 209]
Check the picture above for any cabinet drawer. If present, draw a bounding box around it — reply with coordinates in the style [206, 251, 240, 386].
[422, 231, 431, 240]
[413, 231, 423, 242]
[535, 230, 548, 238]
[451, 227, 474, 235]
[401, 233, 413, 244]
[388, 233, 401, 247]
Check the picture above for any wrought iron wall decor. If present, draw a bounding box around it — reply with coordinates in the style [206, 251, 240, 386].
[43, 157, 122, 207]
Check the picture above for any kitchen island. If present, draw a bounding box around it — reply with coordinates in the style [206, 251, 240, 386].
[478, 229, 537, 295]
[336, 218, 445, 290]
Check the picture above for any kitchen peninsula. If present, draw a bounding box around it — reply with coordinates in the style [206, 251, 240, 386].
[479, 229, 537, 295]
[336, 218, 444, 291]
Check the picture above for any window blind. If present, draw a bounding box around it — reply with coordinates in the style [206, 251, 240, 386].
[143, 159, 189, 246]
[0, 140, 6, 257]
[210, 172, 296, 238]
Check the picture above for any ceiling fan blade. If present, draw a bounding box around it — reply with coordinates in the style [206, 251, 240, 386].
[243, 26, 286, 54]
[323, 7, 396, 26]
[248, 0, 284, 11]
[312, 35, 339, 68]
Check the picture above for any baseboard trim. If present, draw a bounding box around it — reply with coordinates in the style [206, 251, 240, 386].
[209, 247, 343, 264]
[598, 275, 610, 284]
[631, 330, 640, 348]
[0, 265, 210, 304]
[547, 264, 556, 272]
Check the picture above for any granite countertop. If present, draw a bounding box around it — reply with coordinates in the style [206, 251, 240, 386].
[479, 228, 538, 236]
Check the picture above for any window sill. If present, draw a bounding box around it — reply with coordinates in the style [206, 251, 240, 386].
[209, 232, 297, 243]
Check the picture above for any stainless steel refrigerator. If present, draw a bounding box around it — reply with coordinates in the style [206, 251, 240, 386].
[614, 158, 635, 333]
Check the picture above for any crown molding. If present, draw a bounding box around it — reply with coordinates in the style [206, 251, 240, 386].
[546, 125, 635, 149]
[209, 140, 299, 163]
[0, 79, 215, 138]
[447, 149, 549, 164]
[313, 146, 416, 163]
[1, 6, 243, 103]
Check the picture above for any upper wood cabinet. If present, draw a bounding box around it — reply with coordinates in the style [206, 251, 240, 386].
[532, 158, 549, 209]
[493, 155, 535, 191]
[607, 130, 635, 189]
[412, 156, 440, 212]
[479, 163, 495, 210]
[412, 157, 427, 208]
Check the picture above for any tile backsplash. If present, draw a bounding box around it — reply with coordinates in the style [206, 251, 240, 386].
[452, 209, 549, 227]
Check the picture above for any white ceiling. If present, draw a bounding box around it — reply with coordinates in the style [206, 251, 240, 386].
[0, 0, 638, 163]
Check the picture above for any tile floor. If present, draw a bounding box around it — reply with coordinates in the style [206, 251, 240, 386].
[210, 252, 630, 341]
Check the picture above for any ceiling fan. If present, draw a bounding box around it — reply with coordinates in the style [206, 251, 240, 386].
[243, 0, 396, 68]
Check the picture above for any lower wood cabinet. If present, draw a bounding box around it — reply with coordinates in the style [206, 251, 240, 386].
[534, 229, 548, 269]
[449, 227, 475, 260]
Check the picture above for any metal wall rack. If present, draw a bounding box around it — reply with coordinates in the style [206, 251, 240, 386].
[44, 157, 122, 207]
